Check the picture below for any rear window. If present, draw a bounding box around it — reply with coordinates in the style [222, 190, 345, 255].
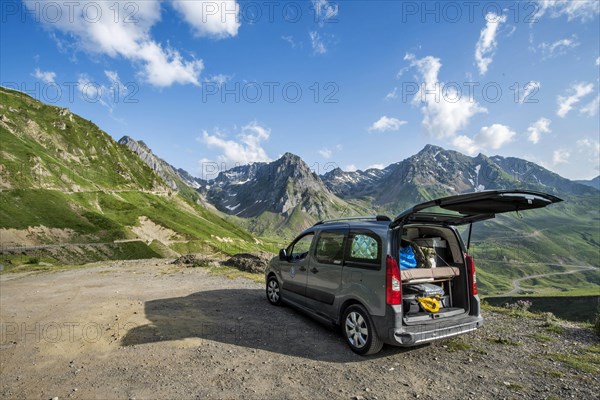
[346, 232, 381, 265]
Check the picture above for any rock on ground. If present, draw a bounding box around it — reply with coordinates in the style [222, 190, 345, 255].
[224, 252, 273, 273]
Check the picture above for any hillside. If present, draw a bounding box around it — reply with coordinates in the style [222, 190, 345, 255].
[118, 136, 204, 202]
[0, 87, 266, 266]
[576, 175, 600, 190]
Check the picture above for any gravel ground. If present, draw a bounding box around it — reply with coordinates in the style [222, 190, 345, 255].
[1, 260, 598, 399]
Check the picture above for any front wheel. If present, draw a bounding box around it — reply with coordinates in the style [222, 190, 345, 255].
[266, 276, 282, 305]
[342, 304, 384, 355]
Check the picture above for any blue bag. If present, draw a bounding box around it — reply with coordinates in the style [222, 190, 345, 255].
[399, 245, 417, 270]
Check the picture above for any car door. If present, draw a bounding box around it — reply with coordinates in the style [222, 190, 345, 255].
[305, 228, 348, 318]
[279, 232, 314, 307]
[390, 190, 563, 227]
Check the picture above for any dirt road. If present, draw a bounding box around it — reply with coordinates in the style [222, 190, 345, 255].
[502, 265, 599, 296]
[1, 261, 598, 399]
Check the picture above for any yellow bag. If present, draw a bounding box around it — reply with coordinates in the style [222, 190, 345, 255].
[417, 297, 440, 313]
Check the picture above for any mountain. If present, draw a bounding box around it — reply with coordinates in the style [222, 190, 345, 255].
[118, 135, 205, 202]
[0, 86, 266, 265]
[322, 144, 597, 211]
[204, 153, 367, 236]
[576, 176, 600, 190]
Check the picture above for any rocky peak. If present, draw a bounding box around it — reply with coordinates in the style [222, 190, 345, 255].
[118, 135, 201, 192]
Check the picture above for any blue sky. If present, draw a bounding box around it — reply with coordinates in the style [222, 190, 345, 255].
[1, 0, 599, 180]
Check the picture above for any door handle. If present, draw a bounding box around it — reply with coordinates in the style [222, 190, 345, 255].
[310, 267, 319, 273]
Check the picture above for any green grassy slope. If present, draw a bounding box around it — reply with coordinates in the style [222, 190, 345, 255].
[0, 87, 267, 265]
[463, 196, 600, 295]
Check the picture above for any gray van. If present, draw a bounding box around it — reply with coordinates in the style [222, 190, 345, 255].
[265, 190, 562, 355]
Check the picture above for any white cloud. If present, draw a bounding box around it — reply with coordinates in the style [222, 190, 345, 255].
[576, 139, 600, 172]
[576, 138, 600, 156]
[309, 31, 327, 54]
[385, 87, 398, 100]
[318, 148, 332, 158]
[201, 121, 271, 166]
[345, 164, 357, 172]
[367, 164, 385, 170]
[477, 124, 517, 149]
[537, 0, 600, 22]
[527, 117, 552, 144]
[539, 36, 579, 57]
[24, 1, 205, 87]
[77, 74, 115, 111]
[281, 35, 298, 48]
[518, 81, 541, 104]
[32, 68, 56, 84]
[205, 74, 232, 85]
[557, 82, 594, 117]
[580, 95, 600, 117]
[171, 1, 240, 38]
[311, 0, 339, 24]
[368, 116, 407, 133]
[596, 57, 600, 66]
[474, 12, 507, 75]
[452, 124, 516, 155]
[104, 70, 127, 93]
[404, 53, 487, 138]
[452, 135, 479, 156]
[552, 149, 570, 165]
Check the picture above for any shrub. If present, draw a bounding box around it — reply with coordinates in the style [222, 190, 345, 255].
[504, 300, 533, 312]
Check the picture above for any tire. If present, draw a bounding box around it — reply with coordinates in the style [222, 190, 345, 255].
[342, 304, 384, 355]
[266, 276, 282, 306]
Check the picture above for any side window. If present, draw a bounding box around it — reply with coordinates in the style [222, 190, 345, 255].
[347, 232, 381, 265]
[288, 233, 314, 260]
[315, 231, 346, 265]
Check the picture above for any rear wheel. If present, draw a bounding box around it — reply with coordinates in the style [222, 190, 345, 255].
[342, 304, 384, 355]
[266, 276, 282, 305]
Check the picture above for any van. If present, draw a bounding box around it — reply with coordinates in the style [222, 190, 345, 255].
[265, 190, 562, 354]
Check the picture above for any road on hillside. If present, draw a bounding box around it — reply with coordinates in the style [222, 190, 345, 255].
[500, 264, 599, 296]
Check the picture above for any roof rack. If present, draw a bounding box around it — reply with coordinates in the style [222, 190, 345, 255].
[313, 215, 391, 226]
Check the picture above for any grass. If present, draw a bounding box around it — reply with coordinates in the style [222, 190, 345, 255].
[531, 333, 554, 343]
[199, 263, 265, 283]
[488, 337, 521, 346]
[444, 337, 472, 352]
[548, 344, 600, 374]
[545, 369, 564, 378]
[0, 241, 162, 272]
[544, 324, 565, 335]
[481, 301, 537, 319]
[482, 297, 599, 323]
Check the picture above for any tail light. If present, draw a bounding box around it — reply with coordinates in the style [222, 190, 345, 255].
[386, 255, 402, 305]
[466, 254, 478, 296]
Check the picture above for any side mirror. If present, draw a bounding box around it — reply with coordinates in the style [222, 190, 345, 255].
[279, 248, 288, 261]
